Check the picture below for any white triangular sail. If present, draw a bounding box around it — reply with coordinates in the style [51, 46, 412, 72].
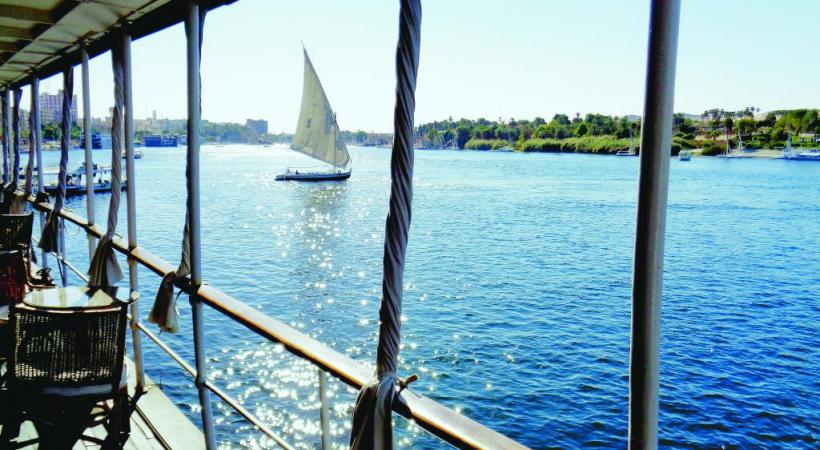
[291, 49, 350, 168]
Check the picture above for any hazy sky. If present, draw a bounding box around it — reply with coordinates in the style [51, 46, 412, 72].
[28, 0, 820, 132]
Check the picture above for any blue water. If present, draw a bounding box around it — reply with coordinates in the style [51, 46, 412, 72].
[39, 146, 818, 449]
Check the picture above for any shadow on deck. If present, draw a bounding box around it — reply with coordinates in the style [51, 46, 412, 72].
[0, 360, 204, 450]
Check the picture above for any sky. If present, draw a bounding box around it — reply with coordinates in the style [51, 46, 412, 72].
[26, 0, 820, 133]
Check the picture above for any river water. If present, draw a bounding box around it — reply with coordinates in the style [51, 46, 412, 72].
[41, 145, 818, 449]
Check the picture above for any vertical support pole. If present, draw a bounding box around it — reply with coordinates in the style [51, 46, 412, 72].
[2, 89, 8, 185]
[31, 76, 47, 269]
[187, 2, 216, 448]
[318, 369, 330, 450]
[122, 30, 145, 392]
[4, 90, 10, 184]
[628, 1, 680, 449]
[81, 45, 97, 260]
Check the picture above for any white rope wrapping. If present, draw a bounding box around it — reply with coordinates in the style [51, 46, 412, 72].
[10, 88, 27, 213]
[148, 10, 205, 333]
[1, 90, 8, 185]
[88, 41, 125, 287]
[10, 88, 21, 190]
[350, 1, 421, 448]
[39, 68, 73, 256]
[24, 90, 35, 196]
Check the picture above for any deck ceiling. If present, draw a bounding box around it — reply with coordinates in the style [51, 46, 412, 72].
[0, 0, 236, 89]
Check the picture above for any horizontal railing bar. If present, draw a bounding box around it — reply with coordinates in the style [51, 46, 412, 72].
[22, 193, 530, 450]
[137, 322, 294, 450]
[36, 223, 295, 448]
[204, 376, 296, 450]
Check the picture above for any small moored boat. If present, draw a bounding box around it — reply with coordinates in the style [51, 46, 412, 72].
[43, 163, 127, 196]
[678, 149, 691, 161]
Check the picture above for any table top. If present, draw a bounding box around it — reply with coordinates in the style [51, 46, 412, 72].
[23, 286, 125, 310]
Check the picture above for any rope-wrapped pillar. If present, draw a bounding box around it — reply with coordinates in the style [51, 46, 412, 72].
[149, 7, 206, 334]
[10, 88, 25, 213]
[39, 67, 73, 286]
[88, 36, 125, 287]
[172, 2, 216, 447]
[350, 1, 421, 448]
[24, 92, 35, 197]
[31, 76, 47, 268]
[1, 90, 8, 186]
[629, 0, 680, 449]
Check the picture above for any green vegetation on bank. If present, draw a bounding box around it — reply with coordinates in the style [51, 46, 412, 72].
[403, 108, 820, 155]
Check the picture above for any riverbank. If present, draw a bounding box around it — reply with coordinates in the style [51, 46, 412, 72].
[420, 138, 798, 159]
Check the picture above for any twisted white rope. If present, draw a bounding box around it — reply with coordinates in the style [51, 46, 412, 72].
[350, 1, 421, 448]
[88, 39, 125, 287]
[24, 88, 35, 196]
[39, 68, 73, 258]
[1, 90, 8, 185]
[149, 10, 205, 333]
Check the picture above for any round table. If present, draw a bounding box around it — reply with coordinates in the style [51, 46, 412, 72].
[23, 286, 125, 310]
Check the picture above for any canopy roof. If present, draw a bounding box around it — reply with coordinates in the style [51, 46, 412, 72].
[0, 0, 235, 89]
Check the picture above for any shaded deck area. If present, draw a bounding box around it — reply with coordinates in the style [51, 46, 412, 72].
[0, 361, 203, 450]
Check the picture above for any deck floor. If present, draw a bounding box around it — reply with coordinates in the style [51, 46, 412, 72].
[0, 360, 204, 450]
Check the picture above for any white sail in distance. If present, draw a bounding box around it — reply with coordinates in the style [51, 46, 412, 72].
[291, 49, 350, 168]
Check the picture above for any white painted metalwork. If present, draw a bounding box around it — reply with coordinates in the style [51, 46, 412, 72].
[186, 1, 217, 448]
[122, 29, 146, 393]
[81, 45, 97, 260]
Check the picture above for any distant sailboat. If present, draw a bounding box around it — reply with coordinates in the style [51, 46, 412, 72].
[616, 126, 637, 156]
[736, 129, 745, 152]
[276, 48, 351, 181]
[783, 129, 820, 161]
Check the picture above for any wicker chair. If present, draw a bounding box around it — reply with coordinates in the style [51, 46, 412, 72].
[1, 302, 131, 448]
[0, 213, 36, 284]
[0, 213, 33, 252]
[0, 250, 26, 380]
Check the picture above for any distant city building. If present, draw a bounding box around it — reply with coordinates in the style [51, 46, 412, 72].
[39, 90, 78, 124]
[246, 119, 268, 135]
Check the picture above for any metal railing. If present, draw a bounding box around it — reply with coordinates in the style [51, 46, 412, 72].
[23, 192, 529, 450]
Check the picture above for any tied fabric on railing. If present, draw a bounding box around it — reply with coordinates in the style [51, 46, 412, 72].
[149, 9, 205, 334]
[39, 68, 73, 260]
[88, 39, 125, 287]
[10, 88, 26, 213]
[350, 1, 421, 449]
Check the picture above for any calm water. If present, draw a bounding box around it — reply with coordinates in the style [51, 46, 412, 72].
[40, 145, 818, 449]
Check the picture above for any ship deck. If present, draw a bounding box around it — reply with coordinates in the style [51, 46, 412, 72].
[0, 360, 204, 450]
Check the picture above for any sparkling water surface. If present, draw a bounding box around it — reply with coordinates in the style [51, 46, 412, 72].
[40, 145, 818, 449]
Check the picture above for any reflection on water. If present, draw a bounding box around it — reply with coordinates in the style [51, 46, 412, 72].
[48, 145, 820, 449]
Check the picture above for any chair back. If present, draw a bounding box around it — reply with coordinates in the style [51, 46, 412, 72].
[0, 213, 34, 252]
[0, 250, 26, 306]
[9, 302, 128, 393]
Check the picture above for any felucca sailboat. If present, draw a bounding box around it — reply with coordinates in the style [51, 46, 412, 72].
[276, 48, 351, 181]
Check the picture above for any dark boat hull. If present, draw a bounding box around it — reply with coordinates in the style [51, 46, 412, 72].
[275, 170, 351, 181]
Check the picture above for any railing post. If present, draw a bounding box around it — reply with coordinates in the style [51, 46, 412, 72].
[629, 0, 680, 449]
[31, 76, 47, 269]
[186, 1, 216, 448]
[318, 369, 330, 450]
[81, 45, 97, 260]
[121, 29, 145, 393]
